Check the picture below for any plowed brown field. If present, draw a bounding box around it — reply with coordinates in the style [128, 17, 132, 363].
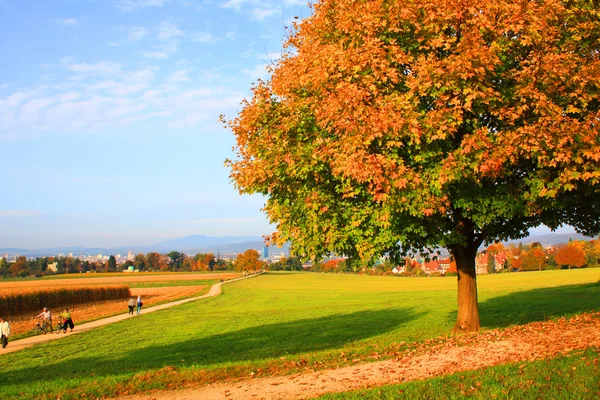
[0, 272, 240, 291]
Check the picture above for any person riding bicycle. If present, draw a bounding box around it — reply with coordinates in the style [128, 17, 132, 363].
[58, 308, 74, 333]
[35, 307, 53, 333]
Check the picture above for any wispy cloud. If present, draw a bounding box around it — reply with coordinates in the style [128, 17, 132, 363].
[192, 32, 215, 44]
[222, 0, 246, 11]
[140, 22, 183, 59]
[142, 51, 171, 59]
[60, 57, 122, 77]
[116, 0, 166, 12]
[283, 0, 307, 5]
[158, 21, 183, 41]
[242, 64, 270, 80]
[0, 210, 41, 218]
[0, 58, 245, 138]
[176, 217, 266, 224]
[54, 18, 79, 26]
[128, 27, 150, 42]
[251, 7, 279, 20]
[167, 70, 191, 83]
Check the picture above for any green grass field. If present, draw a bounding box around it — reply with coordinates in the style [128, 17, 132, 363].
[1, 269, 599, 399]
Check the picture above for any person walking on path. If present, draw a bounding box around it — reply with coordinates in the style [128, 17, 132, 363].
[58, 309, 74, 333]
[0, 317, 10, 349]
[128, 297, 136, 315]
[35, 307, 53, 333]
[136, 295, 143, 315]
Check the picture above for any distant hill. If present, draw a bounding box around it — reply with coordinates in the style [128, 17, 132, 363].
[0, 235, 287, 258]
[504, 232, 595, 246]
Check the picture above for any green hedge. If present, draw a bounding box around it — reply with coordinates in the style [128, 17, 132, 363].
[0, 286, 131, 317]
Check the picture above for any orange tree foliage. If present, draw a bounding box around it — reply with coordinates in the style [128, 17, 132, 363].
[226, 0, 600, 332]
[520, 246, 548, 271]
[235, 249, 264, 271]
[556, 243, 588, 268]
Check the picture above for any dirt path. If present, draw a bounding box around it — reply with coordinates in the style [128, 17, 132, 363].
[0, 274, 258, 355]
[118, 312, 600, 400]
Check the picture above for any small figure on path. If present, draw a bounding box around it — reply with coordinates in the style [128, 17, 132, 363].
[0, 316, 10, 349]
[58, 308, 74, 333]
[35, 307, 53, 333]
[136, 295, 143, 315]
[127, 297, 136, 315]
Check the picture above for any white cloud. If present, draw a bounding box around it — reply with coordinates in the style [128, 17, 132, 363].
[54, 18, 79, 26]
[0, 59, 245, 139]
[222, 0, 246, 11]
[58, 92, 80, 102]
[192, 32, 215, 43]
[60, 57, 122, 77]
[242, 64, 270, 80]
[116, 0, 166, 12]
[158, 21, 183, 41]
[167, 70, 191, 83]
[0, 210, 41, 217]
[252, 7, 279, 20]
[2, 90, 41, 108]
[139, 21, 183, 59]
[128, 27, 150, 42]
[143, 51, 170, 59]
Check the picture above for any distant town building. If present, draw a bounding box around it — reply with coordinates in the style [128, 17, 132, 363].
[262, 246, 269, 260]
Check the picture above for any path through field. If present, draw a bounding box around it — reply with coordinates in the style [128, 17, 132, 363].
[0, 274, 256, 355]
[118, 312, 600, 400]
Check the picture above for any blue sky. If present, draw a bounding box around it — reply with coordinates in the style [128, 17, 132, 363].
[0, 0, 310, 248]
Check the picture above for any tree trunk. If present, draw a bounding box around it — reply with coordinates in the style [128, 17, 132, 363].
[452, 244, 480, 333]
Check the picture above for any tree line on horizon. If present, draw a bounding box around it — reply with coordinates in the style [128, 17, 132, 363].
[1, 237, 599, 279]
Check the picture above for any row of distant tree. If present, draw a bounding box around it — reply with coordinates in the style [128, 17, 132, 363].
[0, 249, 269, 278]
[487, 239, 600, 271]
[2, 238, 598, 278]
[305, 238, 600, 276]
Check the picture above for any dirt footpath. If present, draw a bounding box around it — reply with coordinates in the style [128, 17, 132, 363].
[118, 313, 600, 400]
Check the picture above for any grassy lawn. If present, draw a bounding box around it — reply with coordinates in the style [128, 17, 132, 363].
[318, 348, 600, 400]
[0, 270, 599, 399]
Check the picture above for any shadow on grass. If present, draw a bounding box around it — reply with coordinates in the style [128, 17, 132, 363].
[447, 282, 600, 329]
[0, 307, 422, 388]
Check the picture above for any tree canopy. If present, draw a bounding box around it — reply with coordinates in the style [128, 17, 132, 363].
[227, 0, 600, 331]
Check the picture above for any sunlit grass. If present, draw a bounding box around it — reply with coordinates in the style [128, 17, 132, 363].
[0, 269, 599, 399]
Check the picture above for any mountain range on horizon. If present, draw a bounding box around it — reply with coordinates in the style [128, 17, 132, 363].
[1, 232, 595, 258]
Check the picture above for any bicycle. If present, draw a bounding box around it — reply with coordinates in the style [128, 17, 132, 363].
[33, 319, 52, 335]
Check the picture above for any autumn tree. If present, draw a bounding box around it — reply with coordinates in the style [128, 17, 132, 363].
[586, 239, 600, 266]
[107, 255, 117, 272]
[521, 247, 548, 271]
[145, 252, 160, 271]
[227, 0, 600, 332]
[235, 249, 264, 271]
[0, 257, 9, 276]
[10, 256, 28, 277]
[555, 244, 587, 269]
[194, 253, 215, 271]
[134, 253, 146, 271]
